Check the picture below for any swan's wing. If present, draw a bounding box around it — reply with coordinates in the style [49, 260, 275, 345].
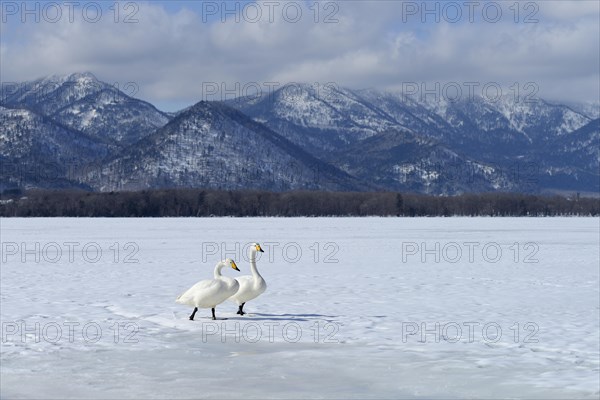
[231, 275, 267, 303]
[176, 279, 221, 304]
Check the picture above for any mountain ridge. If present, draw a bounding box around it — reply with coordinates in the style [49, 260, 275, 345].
[1, 73, 598, 194]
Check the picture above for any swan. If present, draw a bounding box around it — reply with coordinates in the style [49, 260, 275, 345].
[230, 243, 266, 315]
[176, 258, 240, 320]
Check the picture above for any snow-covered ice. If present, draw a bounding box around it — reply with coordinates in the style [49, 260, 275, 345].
[1, 217, 598, 399]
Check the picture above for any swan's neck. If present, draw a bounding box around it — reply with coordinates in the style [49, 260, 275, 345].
[249, 254, 262, 280]
[214, 262, 226, 279]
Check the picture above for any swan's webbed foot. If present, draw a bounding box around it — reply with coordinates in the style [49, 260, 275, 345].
[189, 307, 198, 321]
[236, 303, 246, 316]
[211, 308, 217, 320]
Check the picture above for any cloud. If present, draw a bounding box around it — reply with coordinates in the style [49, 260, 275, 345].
[0, 0, 598, 110]
[539, 1, 600, 20]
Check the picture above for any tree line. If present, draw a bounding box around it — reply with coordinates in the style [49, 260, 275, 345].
[0, 188, 598, 217]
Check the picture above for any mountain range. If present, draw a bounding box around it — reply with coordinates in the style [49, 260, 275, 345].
[1, 72, 598, 194]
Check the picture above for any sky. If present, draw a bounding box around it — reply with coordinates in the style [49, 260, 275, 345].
[1, 0, 599, 111]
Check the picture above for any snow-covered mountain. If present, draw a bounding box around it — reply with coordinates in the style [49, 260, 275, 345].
[2, 72, 170, 145]
[0, 106, 111, 190]
[80, 101, 363, 192]
[53, 88, 170, 145]
[2, 72, 109, 115]
[230, 84, 597, 193]
[549, 100, 600, 120]
[333, 128, 516, 195]
[227, 84, 399, 156]
[1, 73, 598, 194]
[535, 118, 600, 192]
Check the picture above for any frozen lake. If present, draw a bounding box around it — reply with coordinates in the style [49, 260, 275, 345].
[1, 217, 599, 399]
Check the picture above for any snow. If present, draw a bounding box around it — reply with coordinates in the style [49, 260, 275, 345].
[270, 84, 394, 135]
[80, 109, 98, 128]
[1, 217, 599, 399]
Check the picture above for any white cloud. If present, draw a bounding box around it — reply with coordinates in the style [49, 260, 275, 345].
[0, 0, 598, 110]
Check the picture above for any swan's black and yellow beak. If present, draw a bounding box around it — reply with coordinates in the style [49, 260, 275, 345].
[231, 261, 240, 271]
[256, 244, 264, 253]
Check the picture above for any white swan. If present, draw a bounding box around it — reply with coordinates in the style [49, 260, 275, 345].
[176, 258, 240, 320]
[230, 243, 267, 315]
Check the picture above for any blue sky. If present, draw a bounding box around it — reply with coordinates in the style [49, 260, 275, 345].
[1, 1, 599, 111]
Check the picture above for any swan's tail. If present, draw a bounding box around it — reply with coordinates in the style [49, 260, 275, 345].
[176, 291, 192, 305]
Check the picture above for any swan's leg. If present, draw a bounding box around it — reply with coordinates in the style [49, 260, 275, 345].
[189, 307, 198, 321]
[211, 308, 216, 320]
[237, 302, 246, 316]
